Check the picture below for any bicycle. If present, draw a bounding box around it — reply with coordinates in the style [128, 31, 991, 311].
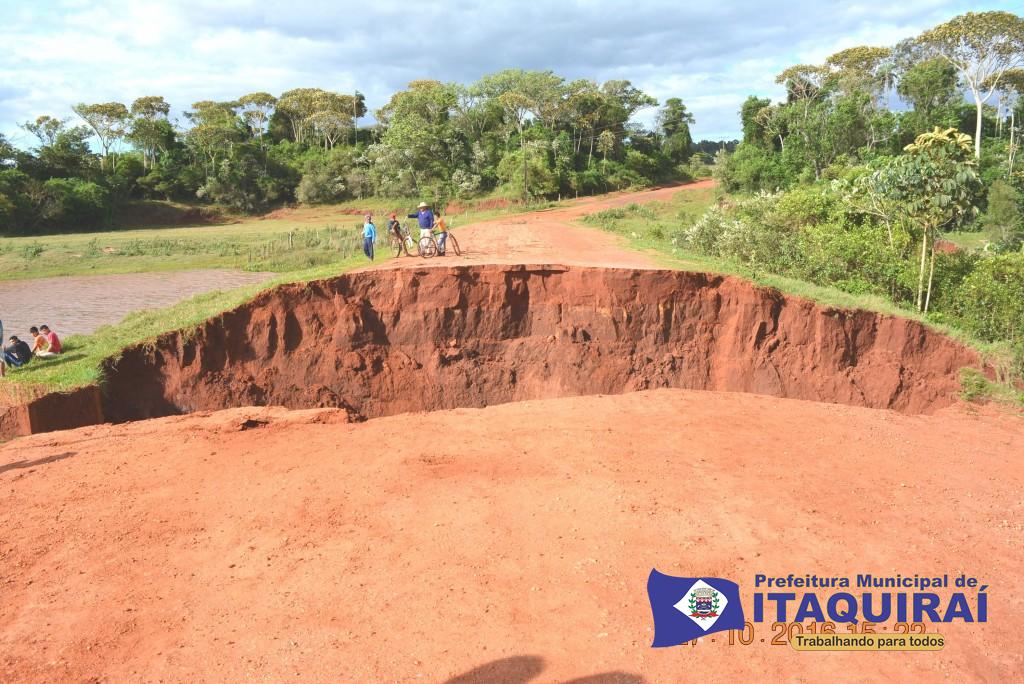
[413, 218, 462, 259]
[427, 219, 461, 258]
[390, 223, 416, 257]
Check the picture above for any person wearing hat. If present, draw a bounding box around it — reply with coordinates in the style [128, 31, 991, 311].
[362, 213, 377, 261]
[407, 202, 435, 243]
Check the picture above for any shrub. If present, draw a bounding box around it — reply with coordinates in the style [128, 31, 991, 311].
[982, 180, 1023, 250]
[952, 252, 1024, 345]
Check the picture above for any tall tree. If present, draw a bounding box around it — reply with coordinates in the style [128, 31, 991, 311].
[129, 96, 172, 169]
[919, 11, 1024, 158]
[498, 91, 534, 201]
[237, 92, 277, 146]
[897, 57, 961, 131]
[21, 115, 66, 147]
[657, 98, 695, 163]
[72, 101, 129, 171]
[740, 96, 772, 145]
[825, 46, 893, 100]
[888, 127, 981, 311]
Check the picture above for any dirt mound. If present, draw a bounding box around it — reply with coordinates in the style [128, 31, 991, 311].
[99, 264, 978, 424]
[113, 200, 224, 228]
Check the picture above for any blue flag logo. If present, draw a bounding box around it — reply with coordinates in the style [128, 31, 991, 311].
[647, 569, 746, 647]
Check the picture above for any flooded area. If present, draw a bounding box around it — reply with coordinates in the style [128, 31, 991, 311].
[0, 270, 274, 338]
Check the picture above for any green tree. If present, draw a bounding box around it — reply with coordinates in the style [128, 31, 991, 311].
[72, 101, 129, 171]
[825, 46, 893, 100]
[982, 180, 1024, 249]
[897, 57, 961, 135]
[128, 96, 172, 169]
[657, 97, 694, 163]
[740, 96, 772, 145]
[238, 92, 277, 146]
[919, 11, 1024, 158]
[885, 127, 982, 311]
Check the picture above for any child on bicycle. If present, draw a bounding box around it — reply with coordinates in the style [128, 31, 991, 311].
[434, 211, 449, 256]
[387, 213, 403, 240]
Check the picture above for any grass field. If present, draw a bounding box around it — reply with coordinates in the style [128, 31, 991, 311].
[0, 197, 544, 281]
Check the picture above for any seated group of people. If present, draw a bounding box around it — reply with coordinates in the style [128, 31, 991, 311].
[0, 325, 62, 376]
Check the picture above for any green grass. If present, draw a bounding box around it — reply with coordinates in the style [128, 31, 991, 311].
[0, 195, 549, 282]
[943, 230, 991, 253]
[1, 256, 368, 400]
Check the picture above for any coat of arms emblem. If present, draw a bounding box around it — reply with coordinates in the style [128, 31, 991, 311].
[689, 587, 719, 618]
[673, 579, 729, 631]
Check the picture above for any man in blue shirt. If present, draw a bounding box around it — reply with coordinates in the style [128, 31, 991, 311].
[362, 214, 376, 261]
[407, 202, 435, 243]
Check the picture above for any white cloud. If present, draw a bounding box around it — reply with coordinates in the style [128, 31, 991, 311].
[0, 0, 1015, 146]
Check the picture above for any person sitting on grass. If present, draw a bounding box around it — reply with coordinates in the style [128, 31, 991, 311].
[1, 335, 33, 376]
[29, 326, 48, 355]
[38, 325, 62, 357]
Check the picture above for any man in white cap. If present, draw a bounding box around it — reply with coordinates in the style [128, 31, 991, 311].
[407, 201, 435, 243]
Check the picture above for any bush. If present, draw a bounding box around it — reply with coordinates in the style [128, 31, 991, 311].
[680, 192, 802, 272]
[715, 144, 794, 193]
[952, 252, 1024, 345]
[982, 180, 1023, 250]
[39, 177, 109, 229]
[796, 220, 906, 296]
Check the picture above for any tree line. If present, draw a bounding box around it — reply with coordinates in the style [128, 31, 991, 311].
[0, 71, 720, 233]
[695, 10, 1023, 377]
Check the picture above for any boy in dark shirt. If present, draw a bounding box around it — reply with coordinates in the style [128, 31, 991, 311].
[1, 335, 33, 374]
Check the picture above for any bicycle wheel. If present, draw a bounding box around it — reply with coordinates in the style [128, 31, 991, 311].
[391, 238, 405, 257]
[404, 236, 416, 255]
[446, 233, 461, 256]
[418, 236, 437, 258]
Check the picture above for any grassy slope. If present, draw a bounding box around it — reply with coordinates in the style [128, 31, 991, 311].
[0, 196, 535, 281]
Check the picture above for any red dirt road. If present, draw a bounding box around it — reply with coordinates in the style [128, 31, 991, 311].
[2, 393, 1021, 682]
[2, 181, 1023, 682]
[366, 181, 713, 270]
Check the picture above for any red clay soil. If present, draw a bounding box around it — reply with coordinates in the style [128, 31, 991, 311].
[100, 265, 979, 424]
[1, 392, 1022, 682]
[1, 181, 1022, 682]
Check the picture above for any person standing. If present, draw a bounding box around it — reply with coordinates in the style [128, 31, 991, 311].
[407, 202, 435, 243]
[435, 211, 449, 256]
[362, 213, 377, 261]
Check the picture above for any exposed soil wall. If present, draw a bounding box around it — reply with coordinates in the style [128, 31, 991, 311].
[0, 386, 104, 440]
[98, 264, 978, 424]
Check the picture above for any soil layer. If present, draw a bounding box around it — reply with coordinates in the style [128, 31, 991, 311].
[102, 265, 979, 423]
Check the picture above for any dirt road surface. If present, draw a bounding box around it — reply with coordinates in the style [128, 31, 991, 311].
[0, 269, 273, 336]
[2, 181, 1022, 683]
[366, 181, 710, 270]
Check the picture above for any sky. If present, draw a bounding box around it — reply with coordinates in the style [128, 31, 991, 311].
[1, 0, 1020, 148]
